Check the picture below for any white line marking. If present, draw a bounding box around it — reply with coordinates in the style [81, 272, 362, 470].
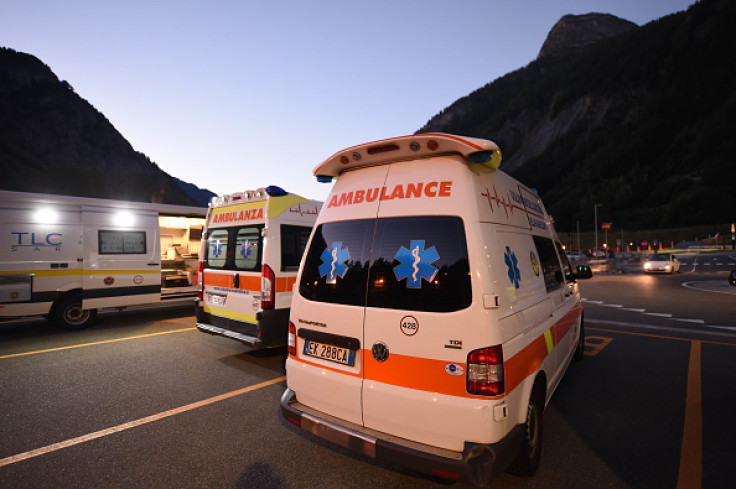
[0, 328, 196, 360]
[673, 318, 706, 324]
[645, 312, 673, 318]
[681, 282, 736, 295]
[621, 308, 646, 312]
[587, 319, 736, 339]
[704, 325, 736, 332]
[0, 376, 286, 468]
[601, 304, 624, 308]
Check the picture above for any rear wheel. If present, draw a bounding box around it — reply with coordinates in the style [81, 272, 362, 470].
[507, 383, 544, 476]
[50, 295, 97, 330]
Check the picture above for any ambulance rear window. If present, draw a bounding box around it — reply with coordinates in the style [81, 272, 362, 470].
[205, 225, 263, 271]
[299, 216, 471, 312]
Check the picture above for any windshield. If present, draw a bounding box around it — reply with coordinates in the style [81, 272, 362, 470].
[650, 254, 671, 260]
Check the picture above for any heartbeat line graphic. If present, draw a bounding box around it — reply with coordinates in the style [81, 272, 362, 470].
[481, 186, 518, 219]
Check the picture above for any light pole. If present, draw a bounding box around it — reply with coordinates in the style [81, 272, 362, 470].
[594, 204, 602, 257]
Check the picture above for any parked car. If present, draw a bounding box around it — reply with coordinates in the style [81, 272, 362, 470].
[566, 250, 586, 261]
[643, 253, 680, 274]
[586, 249, 614, 259]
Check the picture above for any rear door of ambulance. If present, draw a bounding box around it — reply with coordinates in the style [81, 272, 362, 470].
[295, 157, 481, 450]
[361, 158, 481, 451]
[201, 202, 265, 327]
[293, 165, 385, 426]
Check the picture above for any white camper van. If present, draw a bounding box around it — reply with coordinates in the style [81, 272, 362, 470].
[280, 134, 588, 486]
[195, 186, 321, 349]
[0, 190, 206, 329]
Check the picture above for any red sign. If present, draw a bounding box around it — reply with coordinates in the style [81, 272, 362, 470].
[601, 222, 612, 230]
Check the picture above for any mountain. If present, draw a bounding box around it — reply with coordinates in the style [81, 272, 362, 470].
[536, 13, 637, 59]
[0, 47, 214, 207]
[419, 0, 735, 231]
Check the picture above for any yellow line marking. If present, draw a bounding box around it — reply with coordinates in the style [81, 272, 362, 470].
[583, 336, 613, 357]
[0, 327, 196, 360]
[0, 376, 286, 468]
[677, 340, 702, 489]
[588, 327, 708, 488]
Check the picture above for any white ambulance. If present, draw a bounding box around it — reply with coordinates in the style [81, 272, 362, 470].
[195, 186, 321, 349]
[280, 134, 589, 486]
[0, 190, 206, 329]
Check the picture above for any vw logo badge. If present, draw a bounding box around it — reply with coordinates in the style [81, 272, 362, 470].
[372, 341, 389, 362]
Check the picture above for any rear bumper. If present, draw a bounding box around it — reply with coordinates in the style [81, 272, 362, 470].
[280, 388, 523, 487]
[195, 301, 289, 348]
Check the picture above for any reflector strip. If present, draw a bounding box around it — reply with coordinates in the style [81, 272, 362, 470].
[202, 305, 257, 324]
[544, 329, 554, 354]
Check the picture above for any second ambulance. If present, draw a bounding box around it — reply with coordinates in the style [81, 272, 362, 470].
[280, 134, 588, 486]
[196, 186, 321, 349]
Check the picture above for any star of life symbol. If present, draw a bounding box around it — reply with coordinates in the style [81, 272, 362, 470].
[394, 240, 439, 289]
[319, 242, 350, 284]
[505, 246, 521, 289]
[212, 240, 223, 258]
[240, 240, 252, 258]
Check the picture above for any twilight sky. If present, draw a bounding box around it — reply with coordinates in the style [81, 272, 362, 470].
[2, 0, 695, 202]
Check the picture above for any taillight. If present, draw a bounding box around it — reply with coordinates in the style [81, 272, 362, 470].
[261, 264, 275, 310]
[196, 261, 205, 299]
[288, 321, 296, 357]
[467, 345, 504, 396]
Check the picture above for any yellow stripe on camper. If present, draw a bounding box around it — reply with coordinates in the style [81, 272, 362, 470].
[0, 269, 160, 278]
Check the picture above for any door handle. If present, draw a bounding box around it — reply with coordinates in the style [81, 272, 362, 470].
[147, 262, 160, 266]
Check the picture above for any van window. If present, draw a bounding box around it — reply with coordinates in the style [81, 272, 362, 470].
[532, 236, 564, 292]
[206, 229, 229, 268]
[205, 225, 263, 271]
[554, 241, 575, 283]
[281, 225, 312, 271]
[299, 219, 374, 306]
[235, 227, 261, 271]
[299, 216, 471, 312]
[99, 230, 147, 255]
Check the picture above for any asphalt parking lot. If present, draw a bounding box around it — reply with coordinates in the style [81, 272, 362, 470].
[1, 281, 735, 488]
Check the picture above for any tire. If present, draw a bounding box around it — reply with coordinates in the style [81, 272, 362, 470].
[573, 315, 585, 362]
[507, 383, 544, 476]
[50, 295, 97, 330]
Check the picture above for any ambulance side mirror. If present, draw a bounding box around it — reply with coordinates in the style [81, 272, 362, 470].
[576, 265, 593, 279]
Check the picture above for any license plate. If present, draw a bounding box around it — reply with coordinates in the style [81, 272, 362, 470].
[207, 293, 226, 306]
[303, 340, 355, 366]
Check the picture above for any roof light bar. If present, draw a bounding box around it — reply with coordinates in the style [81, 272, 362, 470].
[313, 133, 501, 180]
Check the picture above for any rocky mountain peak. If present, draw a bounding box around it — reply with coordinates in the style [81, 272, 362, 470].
[537, 13, 638, 59]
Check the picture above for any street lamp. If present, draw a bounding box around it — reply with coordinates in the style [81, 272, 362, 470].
[594, 204, 602, 257]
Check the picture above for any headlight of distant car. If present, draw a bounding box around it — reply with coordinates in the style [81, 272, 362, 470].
[644, 262, 652, 270]
[665, 264, 671, 271]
